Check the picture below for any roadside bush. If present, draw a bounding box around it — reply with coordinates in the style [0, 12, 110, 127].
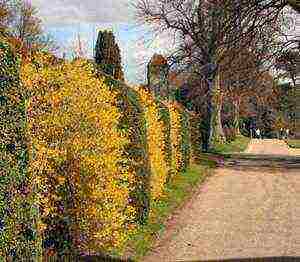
[2, 45, 196, 258]
[167, 101, 191, 176]
[179, 108, 191, 171]
[21, 55, 137, 257]
[157, 101, 172, 180]
[94, 67, 151, 225]
[0, 40, 38, 260]
[135, 86, 170, 201]
[189, 112, 202, 162]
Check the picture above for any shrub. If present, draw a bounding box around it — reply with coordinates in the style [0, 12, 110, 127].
[4, 44, 197, 259]
[179, 108, 191, 171]
[0, 41, 38, 260]
[21, 55, 137, 256]
[135, 87, 170, 201]
[94, 70, 151, 225]
[167, 102, 183, 176]
[167, 101, 191, 176]
[157, 101, 172, 180]
[189, 112, 202, 162]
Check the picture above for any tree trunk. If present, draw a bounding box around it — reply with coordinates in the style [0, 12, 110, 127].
[233, 99, 241, 136]
[208, 70, 226, 148]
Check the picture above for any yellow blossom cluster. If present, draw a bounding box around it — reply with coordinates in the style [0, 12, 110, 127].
[167, 101, 184, 175]
[135, 87, 170, 200]
[2, 39, 196, 258]
[20, 54, 137, 255]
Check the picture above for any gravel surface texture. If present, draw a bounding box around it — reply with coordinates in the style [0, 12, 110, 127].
[143, 139, 300, 262]
[246, 139, 300, 156]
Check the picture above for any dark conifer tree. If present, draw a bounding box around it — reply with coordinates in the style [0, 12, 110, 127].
[94, 30, 124, 81]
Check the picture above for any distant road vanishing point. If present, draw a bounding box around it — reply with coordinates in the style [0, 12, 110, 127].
[245, 139, 300, 156]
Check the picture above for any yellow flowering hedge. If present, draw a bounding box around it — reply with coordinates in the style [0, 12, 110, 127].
[94, 68, 151, 225]
[157, 101, 172, 180]
[2, 44, 195, 259]
[134, 86, 192, 200]
[167, 101, 191, 176]
[21, 54, 137, 257]
[135, 86, 170, 200]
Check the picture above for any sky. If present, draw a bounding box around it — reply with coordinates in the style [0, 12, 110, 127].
[31, 0, 176, 84]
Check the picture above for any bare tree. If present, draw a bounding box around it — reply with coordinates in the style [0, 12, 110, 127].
[275, 49, 299, 86]
[4, 0, 57, 52]
[0, 0, 11, 33]
[134, 0, 289, 148]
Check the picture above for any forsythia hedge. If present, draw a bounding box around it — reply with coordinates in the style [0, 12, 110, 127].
[179, 108, 191, 171]
[1, 45, 198, 259]
[157, 102, 172, 180]
[21, 54, 137, 257]
[135, 87, 169, 200]
[95, 72, 151, 226]
[135, 87, 192, 200]
[167, 101, 191, 175]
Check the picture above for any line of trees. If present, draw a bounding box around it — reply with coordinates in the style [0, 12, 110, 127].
[134, 0, 298, 148]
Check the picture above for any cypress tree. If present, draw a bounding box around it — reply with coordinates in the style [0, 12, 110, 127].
[94, 30, 124, 81]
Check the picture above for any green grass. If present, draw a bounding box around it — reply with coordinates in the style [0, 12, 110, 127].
[286, 139, 300, 149]
[123, 163, 213, 261]
[211, 135, 250, 154]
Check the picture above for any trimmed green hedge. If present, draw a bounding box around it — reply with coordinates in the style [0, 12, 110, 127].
[95, 67, 151, 225]
[179, 109, 191, 172]
[189, 112, 202, 162]
[156, 100, 173, 181]
[0, 41, 38, 260]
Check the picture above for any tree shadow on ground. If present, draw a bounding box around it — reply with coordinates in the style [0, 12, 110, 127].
[192, 257, 300, 262]
[77, 256, 300, 262]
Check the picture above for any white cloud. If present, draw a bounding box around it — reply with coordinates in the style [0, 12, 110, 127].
[31, 0, 135, 26]
[29, 0, 177, 84]
[122, 30, 178, 84]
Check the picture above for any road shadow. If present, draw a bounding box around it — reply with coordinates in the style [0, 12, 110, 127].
[188, 257, 300, 262]
[77, 256, 300, 262]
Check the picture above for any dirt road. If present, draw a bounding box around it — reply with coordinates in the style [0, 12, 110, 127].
[143, 140, 300, 261]
[245, 139, 300, 156]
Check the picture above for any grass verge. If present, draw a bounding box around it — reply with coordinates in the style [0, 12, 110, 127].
[286, 139, 300, 149]
[211, 135, 250, 154]
[123, 163, 213, 261]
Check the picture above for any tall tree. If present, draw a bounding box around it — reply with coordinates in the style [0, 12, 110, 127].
[0, 0, 11, 33]
[12, 0, 42, 50]
[3, 0, 57, 53]
[220, 48, 261, 136]
[135, 0, 286, 149]
[275, 49, 299, 86]
[94, 30, 125, 81]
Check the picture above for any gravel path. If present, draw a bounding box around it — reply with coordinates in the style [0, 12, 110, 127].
[245, 139, 300, 156]
[143, 140, 300, 261]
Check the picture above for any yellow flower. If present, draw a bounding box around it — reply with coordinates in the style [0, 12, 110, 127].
[21, 54, 136, 253]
